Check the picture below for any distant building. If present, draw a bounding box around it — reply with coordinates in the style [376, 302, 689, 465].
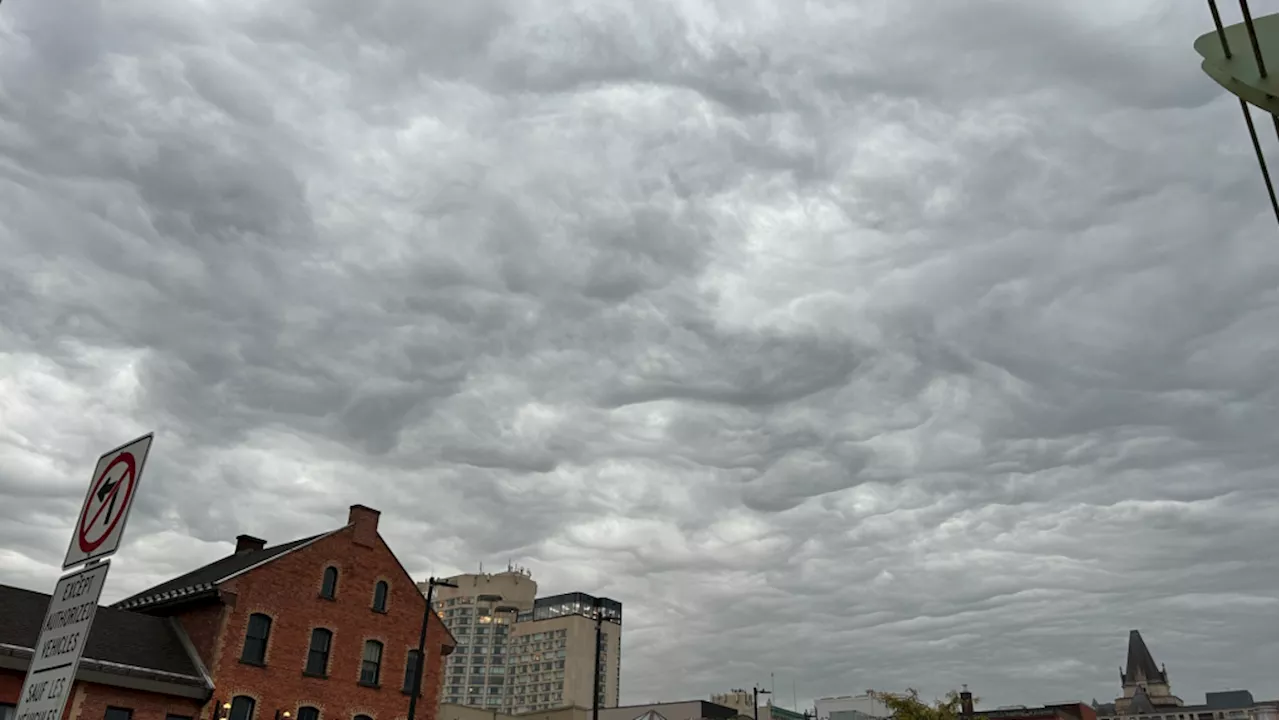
[423, 568, 622, 711]
[597, 700, 744, 720]
[433, 699, 744, 720]
[943, 683, 1097, 720]
[710, 692, 811, 720]
[1092, 630, 1278, 720]
[815, 693, 895, 720]
[968, 702, 1097, 720]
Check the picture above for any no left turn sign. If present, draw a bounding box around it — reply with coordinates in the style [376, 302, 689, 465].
[63, 433, 154, 569]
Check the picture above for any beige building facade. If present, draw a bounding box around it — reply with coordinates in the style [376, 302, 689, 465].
[421, 567, 622, 712]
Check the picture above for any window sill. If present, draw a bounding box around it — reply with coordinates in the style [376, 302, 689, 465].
[239, 659, 267, 668]
[358, 681, 381, 690]
[317, 594, 336, 601]
[371, 608, 387, 614]
[302, 671, 328, 680]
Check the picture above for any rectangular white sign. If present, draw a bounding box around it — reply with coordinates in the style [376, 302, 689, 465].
[14, 562, 111, 720]
[63, 433, 153, 569]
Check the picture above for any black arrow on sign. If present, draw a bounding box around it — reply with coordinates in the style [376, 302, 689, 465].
[96, 475, 119, 528]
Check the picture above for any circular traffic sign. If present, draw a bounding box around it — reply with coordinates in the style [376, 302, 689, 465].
[77, 452, 138, 553]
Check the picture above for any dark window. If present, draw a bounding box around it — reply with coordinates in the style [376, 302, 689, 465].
[320, 566, 339, 598]
[402, 649, 422, 692]
[297, 708, 320, 720]
[372, 581, 389, 612]
[359, 640, 383, 685]
[105, 709, 133, 720]
[306, 628, 333, 676]
[354, 716, 373, 720]
[241, 613, 271, 664]
[230, 698, 256, 720]
[1, 705, 16, 720]
[166, 715, 193, 720]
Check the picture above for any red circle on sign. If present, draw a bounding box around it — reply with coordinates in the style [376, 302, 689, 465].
[77, 452, 138, 553]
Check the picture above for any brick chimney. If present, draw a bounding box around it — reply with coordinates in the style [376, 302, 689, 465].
[235, 535, 266, 553]
[349, 505, 380, 548]
[960, 686, 974, 716]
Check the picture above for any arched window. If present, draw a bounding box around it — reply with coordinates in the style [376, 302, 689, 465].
[402, 649, 422, 693]
[305, 628, 333, 676]
[353, 715, 373, 720]
[372, 580, 388, 612]
[240, 614, 271, 664]
[359, 640, 383, 686]
[296, 708, 320, 720]
[320, 566, 338, 599]
[229, 697, 256, 720]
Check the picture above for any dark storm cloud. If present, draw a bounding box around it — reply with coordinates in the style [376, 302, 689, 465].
[0, 0, 1276, 709]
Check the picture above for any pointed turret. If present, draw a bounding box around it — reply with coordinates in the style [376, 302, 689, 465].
[1122, 629, 1167, 686]
[1113, 630, 1184, 714]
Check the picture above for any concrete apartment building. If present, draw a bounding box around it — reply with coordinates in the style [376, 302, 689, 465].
[421, 568, 622, 712]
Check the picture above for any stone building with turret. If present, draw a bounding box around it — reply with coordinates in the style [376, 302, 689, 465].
[1094, 630, 1277, 720]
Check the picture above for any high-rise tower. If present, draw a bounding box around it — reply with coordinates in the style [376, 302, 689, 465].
[420, 566, 622, 711]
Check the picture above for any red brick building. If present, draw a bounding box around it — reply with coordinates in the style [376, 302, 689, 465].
[980, 706, 1098, 720]
[1, 505, 454, 720]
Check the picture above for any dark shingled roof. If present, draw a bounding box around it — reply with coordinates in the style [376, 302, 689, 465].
[114, 532, 327, 610]
[1123, 630, 1166, 685]
[0, 583, 201, 676]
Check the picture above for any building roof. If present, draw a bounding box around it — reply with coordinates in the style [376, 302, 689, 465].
[0, 583, 204, 678]
[1128, 689, 1156, 715]
[1123, 630, 1165, 685]
[1205, 692, 1256, 710]
[114, 532, 332, 611]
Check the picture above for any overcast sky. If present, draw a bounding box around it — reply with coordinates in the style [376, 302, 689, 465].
[0, 0, 1276, 709]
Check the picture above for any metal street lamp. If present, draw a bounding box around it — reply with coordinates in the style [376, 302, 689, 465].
[1194, 0, 1279, 217]
[754, 686, 773, 720]
[407, 576, 459, 720]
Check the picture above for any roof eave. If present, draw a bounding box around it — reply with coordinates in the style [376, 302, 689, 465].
[114, 585, 220, 613]
[0, 643, 210, 700]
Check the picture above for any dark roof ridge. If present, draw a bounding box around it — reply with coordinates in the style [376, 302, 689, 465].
[113, 529, 338, 611]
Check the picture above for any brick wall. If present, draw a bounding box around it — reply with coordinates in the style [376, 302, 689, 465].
[182, 520, 451, 720]
[0, 669, 204, 720]
[1, 669, 22, 707]
[175, 601, 230, 672]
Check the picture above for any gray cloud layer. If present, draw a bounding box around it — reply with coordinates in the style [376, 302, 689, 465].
[0, 0, 1276, 707]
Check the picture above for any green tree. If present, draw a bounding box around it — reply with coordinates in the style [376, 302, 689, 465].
[869, 689, 984, 720]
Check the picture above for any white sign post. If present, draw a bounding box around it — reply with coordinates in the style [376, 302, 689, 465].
[14, 432, 154, 720]
[63, 433, 153, 569]
[13, 561, 111, 720]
